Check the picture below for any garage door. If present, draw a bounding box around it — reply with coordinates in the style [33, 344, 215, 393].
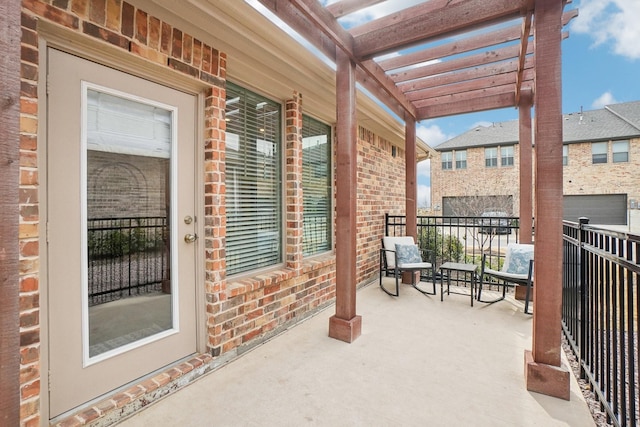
[563, 194, 627, 225]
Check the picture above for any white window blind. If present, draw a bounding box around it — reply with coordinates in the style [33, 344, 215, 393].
[86, 88, 171, 158]
[302, 115, 331, 256]
[225, 83, 282, 275]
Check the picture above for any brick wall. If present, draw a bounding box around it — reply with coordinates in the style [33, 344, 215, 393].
[87, 151, 168, 218]
[432, 138, 640, 216]
[356, 127, 407, 282]
[563, 139, 640, 200]
[19, 1, 408, 425]
[20, 0, 226, 425]
[432, 145, 522, 214]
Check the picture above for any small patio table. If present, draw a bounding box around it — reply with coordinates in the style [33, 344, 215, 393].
[439, 262, 478, 307]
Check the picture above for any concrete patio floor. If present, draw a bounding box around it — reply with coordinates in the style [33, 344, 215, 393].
[119, 279, 595, 426]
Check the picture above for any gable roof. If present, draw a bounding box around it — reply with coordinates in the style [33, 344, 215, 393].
[435, 100, 640, 151]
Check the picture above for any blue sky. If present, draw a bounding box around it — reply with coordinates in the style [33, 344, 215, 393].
[249, 0, 640, 207]
[415, 0, 640, 207]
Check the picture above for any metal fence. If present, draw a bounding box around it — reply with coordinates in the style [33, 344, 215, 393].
[386, 213, 639, 426]
[87, 216, 168, 306]
[563, 218, 640, 427]
[385, 213, 522, 268]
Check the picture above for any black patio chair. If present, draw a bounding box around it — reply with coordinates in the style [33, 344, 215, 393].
[379, 236, 436, 297]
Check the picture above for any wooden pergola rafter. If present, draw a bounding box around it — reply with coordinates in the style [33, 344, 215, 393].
[258, 0, 577, 121]
[256, 0, 578, 401]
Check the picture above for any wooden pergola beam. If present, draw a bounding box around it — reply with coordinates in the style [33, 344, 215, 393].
[352, 0, 531, 59]
[326, 0, 385, 19]
[416, 91, 517, 120]
[377, 9, 577, 72]
[515, 11, 533, 105]
[259, 0, 418, 119]
[399, 57, 533, 94]
[406, 69, 534, 102]
[391, 43, 533, 84]
[377, 21, 528, 72]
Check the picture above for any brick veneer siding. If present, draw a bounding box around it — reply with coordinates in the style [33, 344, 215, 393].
[356, 127, 407, 281]
[431, 145, 523, 215]
[563, 138, 640, 201]
[432, 138, 640, 217]
[20, 0, 227, 425]
[19, 1, 408, 425]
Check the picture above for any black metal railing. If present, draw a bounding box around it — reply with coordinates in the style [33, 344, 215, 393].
[387, 213, 639, 425]
[385, 213, 521, 269]
[87, 216, 168, 306]
[563, 218, 640, 427]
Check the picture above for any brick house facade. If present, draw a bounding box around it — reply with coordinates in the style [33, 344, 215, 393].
[432, 103, 640, 227]
[13, 1, 425, 425]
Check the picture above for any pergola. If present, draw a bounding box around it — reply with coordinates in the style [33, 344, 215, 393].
[257, 0, 577, 400]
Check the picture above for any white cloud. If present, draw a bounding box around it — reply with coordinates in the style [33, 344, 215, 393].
[416, 121, 449, 147]
[592, 91, 618, 109]
[573, 0, 640, 60]
[471, 121, 493, 129]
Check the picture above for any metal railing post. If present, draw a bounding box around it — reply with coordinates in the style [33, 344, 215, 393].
[578, 216, 589, 379]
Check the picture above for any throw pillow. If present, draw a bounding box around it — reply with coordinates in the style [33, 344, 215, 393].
[505, 247, 533, 275]
[395, 244, 422, 265]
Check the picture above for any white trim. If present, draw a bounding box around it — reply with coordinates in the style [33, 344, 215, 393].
[80, 82, 181, 367]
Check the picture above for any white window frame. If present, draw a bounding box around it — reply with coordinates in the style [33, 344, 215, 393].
[455, 150, 467, 169]
[592, 142, 607, 164]
[500, 145, 514, 167]
[441, 152, 453, 170]
[612, 140, 629, 163]
[485, 147, 498, 167]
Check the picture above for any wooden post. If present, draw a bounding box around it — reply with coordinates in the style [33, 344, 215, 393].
[518, 93, 533, 245]
[405, 115, 417, 239]
[0, 0, 22, 424]
[329, 48, 362, 343]
[524, 0, 570, 400]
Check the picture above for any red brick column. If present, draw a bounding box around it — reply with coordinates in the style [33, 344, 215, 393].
[285, 92, 304, 272]
[525, 0, 570, 400]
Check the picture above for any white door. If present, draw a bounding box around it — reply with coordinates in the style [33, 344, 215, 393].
[47, 48, 198, 417]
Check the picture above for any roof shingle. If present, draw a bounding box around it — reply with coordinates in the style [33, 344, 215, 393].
[435, 100, 640, 151]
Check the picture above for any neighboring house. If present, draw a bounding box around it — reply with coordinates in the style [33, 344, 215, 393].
[432, 101, 640, 227]
[6, 1, 434, 425]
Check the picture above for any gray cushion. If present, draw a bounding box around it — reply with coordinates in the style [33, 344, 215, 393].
[395, 244, 422, 265]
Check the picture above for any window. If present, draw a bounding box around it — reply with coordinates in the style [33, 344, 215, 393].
[612, 140, 629, 163]
[562, 145, 568, 166]
[441, 152, 452, 170]
[500, 146, 514, 166]
[225, 83, 282, 275]
[302, 115, 331, 256]
[592, 142, 607, 164]
[485, 147, 497, 167]
[455, 150, 467, 169]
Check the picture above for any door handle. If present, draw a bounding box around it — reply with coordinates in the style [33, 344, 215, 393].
[184, 233, 198, 243]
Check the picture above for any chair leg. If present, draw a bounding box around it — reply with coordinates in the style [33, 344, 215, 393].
[477, 278, 506, 304]
[524, 281, 533, 315]
[412, 268, 436, 296]
[379, 268, 399, 297]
